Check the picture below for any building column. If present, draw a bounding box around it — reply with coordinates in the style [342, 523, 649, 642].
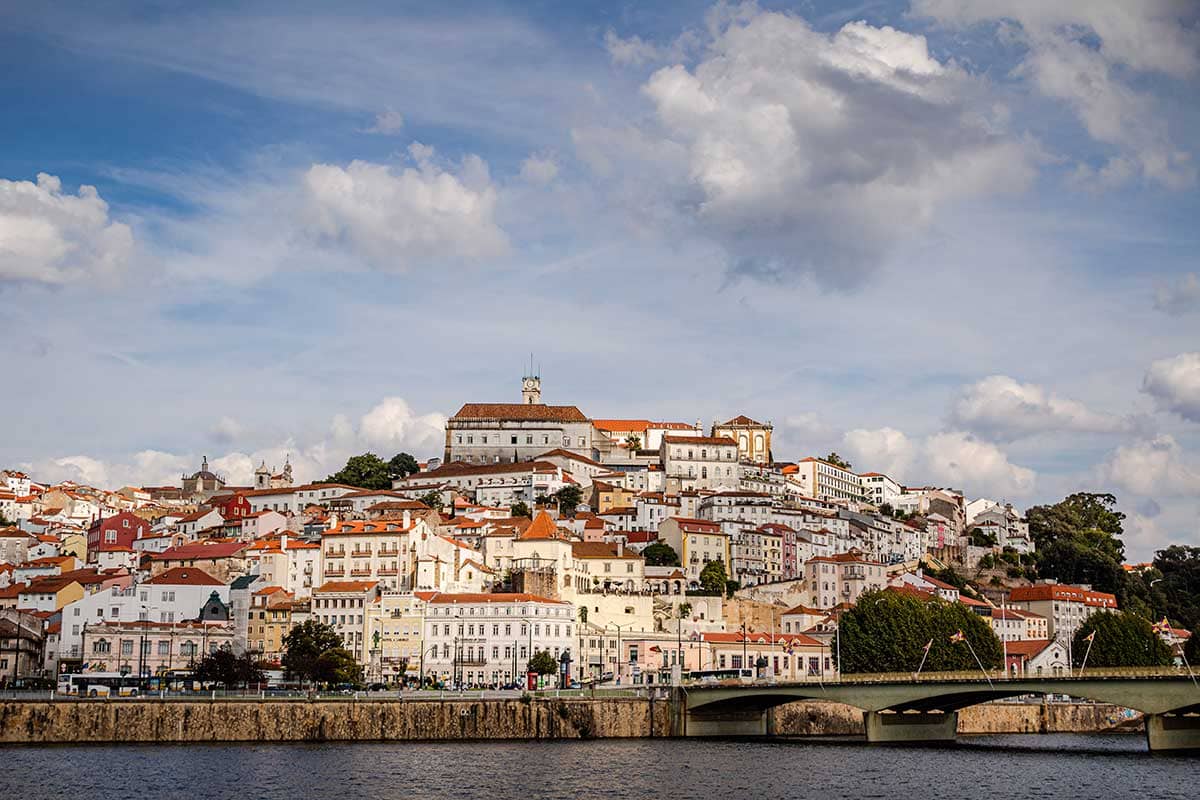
[864, 710, 958, 744]
[1145, 713, 1200, 752]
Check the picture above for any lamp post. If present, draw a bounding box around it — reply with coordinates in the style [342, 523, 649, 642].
[740, 622, 748, 673]
[419, 644, 438, 688]
[607, 622, 634, 684]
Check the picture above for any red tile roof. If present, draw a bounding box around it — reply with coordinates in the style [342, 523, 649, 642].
[151, 541, 250, 560]
[144, 567, 223, 586]
[418, 591, 568, 605]
[1008, 584, 1117, 607]
[451, 403, 588, 422]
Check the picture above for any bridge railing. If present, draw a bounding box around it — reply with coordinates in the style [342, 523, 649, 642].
[682, 665, 1195, 687]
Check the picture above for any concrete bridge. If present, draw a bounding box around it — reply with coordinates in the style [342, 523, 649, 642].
[675, 670, 1200, 752]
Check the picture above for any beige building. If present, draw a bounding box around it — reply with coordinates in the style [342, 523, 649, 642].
[444, 376, 594, 464]
[311, 580, 381, 663]
[657, 517, 732, 588]
[660, 436, 739, 493]
[803, 551, 886, 609]
[711, 415, 773, 464]
[1008, 583, 1117, 642]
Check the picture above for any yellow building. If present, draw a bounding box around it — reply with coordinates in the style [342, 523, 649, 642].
[712, 415, 773, 464]
[366, 592, 426, 684]
[247, 586, 298, 661]
[656, 517, 731, 588]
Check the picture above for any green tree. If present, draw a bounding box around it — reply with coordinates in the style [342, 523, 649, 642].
[193, 647, 266, 687]
[554, 485, 584, 514]
[418, 490, 445, 512]
[527, 650, 558, 675]
[510, 501, 531, 518]
[698, 560, 728, 595]
[1149, 546, 1200, 631]
[1028, 493, 1128, 598]
[642, 542, 681, 567]
[314, 648, 364, 685]
[724, 579, 740, 598]
[1185, 628, 1200, 666]
[824, 452, 852, 470]
[839, 590, 1001, 674]
[677, 603, 692, 620]
[969, 527, 997, 547]
[1072, 611, 1173, 668]
[326, 452, 392, 490]
[625, 434, 642, 450]
[282, 620, 344, 683]
[387, 452, 420, 481]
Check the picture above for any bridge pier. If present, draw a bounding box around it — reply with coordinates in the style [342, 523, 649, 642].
[1145, 713, 1200, 752]
[684, 708, 769, 737]
[865, 710, 958, 745]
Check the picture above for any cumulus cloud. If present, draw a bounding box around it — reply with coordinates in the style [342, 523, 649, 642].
[1142, 352, 1200, 422]
[0, 172, 133, 284]
[1097, 434, 1200, 496]
[23, 397, 447, 490]
[519, 154, 559, 185]
[915, 0, 1198, 188]
[304, 145, 509, 269]
[1154, 273, 1200, 315]
[843, 427, 917, 478]
[842, 426, 1035, 497]
[950, 375, 1129, 439]
[364, 109, 405, 135]
[583, 9, 1034, 287]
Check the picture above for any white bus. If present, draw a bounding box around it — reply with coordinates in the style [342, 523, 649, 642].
[57, 673, 142, 697]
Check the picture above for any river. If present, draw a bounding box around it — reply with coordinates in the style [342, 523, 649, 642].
[1, 735, 1193, 798]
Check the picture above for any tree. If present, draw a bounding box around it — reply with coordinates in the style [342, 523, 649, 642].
[839, 589, 1002, 674]
[527, 650, 558, 675]
[326, 452, 392, 490]
[314, 648, 363, 685]
[387, 452, 420, 481]
[642, 542, 681, 567]
[724, 579, 740, 598]
[1072, 611, 1172, 668]
[418, 490, 445, 512]
[510, 501, 531, 518]
[677, 603, 692, 620]
[1185, 629, 1200, 666]
[824, 452, 852, 470]
[969, 527, 997, 548]
[698, 560, 728, 595]
[625, 434, 642, 451]
[193, 647, 265, 688]
[554, 485, 584, 514]
[1027, 493, 1127, 597]
[1149, 546, 1200, 631]
[282, 620, 344, 683]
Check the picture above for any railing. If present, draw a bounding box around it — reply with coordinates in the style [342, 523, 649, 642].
[684, 666, 1198, 688]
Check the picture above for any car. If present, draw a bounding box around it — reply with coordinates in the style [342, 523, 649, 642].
[367, 683, 389, 692]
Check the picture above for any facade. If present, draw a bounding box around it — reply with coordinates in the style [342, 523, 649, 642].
[85, 511, 149, 554]
[803, 552, 886, 609]
[1008, 583, 1118, 642]
[657, 517, 732, 587]
[148, 541, 251, 583]
[419, 592, 573, 687]
[80, 620, 235, 677]
[0, 609, 45, 682]
[790, 458, 864, 502]
[310, 580, 381, 663]
[859, 472, 903, 508]
[180, 457, 226, 501]
[660, 436, 739, 493]
[444, 379, 593, 464]
[711, 415, 773, 465]
[397, 461, 566, 506]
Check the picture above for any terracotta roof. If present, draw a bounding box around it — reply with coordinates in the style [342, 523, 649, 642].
[451, 403, 588, 422]
[662, 435, 737, 447]
[418, 591, 568, 605]
[666, 516, 721, 531]
[592, 419, 651, 433]
[1004, 639, 1056, 658]
[414, 460, 559, 480]
[571, 542, 640, 559]
[517, 510, 565, 541]
[718, 415, 762, 426]
[1008, 584, 1117, 607]
[151, 541, 250, 560]
[701, 631, 823, 647]
[144, 567, 223, 586]
[314, 580, 380, 593]
[324, 520, 414, 535]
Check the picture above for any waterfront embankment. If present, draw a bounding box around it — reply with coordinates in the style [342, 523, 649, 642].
[0, 698, 1138, 744]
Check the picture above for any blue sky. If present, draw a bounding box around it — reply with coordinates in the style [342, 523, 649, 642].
[1, 1, 1198, 557]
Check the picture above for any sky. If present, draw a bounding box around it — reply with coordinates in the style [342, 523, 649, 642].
[1, 0, 1198, 558]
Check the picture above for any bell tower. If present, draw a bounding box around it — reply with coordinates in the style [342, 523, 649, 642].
[522, 355, 542, 404]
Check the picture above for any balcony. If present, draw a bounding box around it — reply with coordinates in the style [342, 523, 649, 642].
[350, 569, 372, 577]
[453, 655, 488, 666]
[378, 568, 398, 576]
[324, 570, 344, 578]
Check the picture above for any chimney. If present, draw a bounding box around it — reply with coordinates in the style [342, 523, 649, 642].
[402, 510, 411, 528]
[280, 533, 288, 551]
[617, 540, 624, 557]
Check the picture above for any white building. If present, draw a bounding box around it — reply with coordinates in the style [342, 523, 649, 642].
[859, 472, 903, 507]
[660, 435, 739, 493]
[419, 592, 574, 687]
[790, 458, 864, 502]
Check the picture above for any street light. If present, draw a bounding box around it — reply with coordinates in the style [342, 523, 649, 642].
[606, 622, 634, 684]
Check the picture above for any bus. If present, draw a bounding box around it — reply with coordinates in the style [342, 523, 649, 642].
[683, 668, 755, 685]
[57, 673, 143, 697]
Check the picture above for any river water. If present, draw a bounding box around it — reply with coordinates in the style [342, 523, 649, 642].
[1, 735, 1193, 799]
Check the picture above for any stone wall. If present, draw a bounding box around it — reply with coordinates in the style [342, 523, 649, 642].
[0, 697, 671, 744]
[768, 700, 1141, 736]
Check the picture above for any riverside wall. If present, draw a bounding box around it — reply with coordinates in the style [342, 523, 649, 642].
[0, 698, 1137, 744]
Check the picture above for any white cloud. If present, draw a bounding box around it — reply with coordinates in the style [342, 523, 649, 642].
[1097, 434, 1200, 496]
[1154, 273, 1200, 315]
[0, 172, 133, 284]
[519, 154, 559, 185]
[582, 9, 1034, 286]
[208, 416, 244, 445]
[1142, 352, 1200, 422]
[915, 0, 1198, 188]
[304, 146, 509, 269]
[950, 374, 1129, 438]
[22, 397, 446, 490]
[364, 109, 405, 135]
[842, 426, 1035, 497]
[843, 427, 917, 478]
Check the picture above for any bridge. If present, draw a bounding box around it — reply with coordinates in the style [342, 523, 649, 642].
[674, 669, 1200, 752]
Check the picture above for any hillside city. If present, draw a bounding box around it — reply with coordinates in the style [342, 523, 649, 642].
[1, 376, 1195, 692]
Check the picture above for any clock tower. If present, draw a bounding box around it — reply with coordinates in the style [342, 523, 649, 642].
[521, 373, 542, 404]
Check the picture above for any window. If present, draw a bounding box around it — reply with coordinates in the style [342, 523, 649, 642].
[158, 641, 170, 656]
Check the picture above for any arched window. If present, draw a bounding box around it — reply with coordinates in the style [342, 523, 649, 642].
[93, 638, 111, 654]
[701, 467, 708, 479]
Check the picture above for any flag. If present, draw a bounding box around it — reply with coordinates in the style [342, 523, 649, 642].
[1083, 631, 1095, 643]
[923, 639, 933, 653]
[649, 646, 662, 653]
[949, 630, 965, 643]
[1152, 617, 1170, 634]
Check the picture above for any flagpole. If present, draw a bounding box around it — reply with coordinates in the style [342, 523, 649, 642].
[914, 639, 932, 680]
[955, 633, 993, 689]
[1180, 648, 1199, 689]
[1078, 631, 1096, 675]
